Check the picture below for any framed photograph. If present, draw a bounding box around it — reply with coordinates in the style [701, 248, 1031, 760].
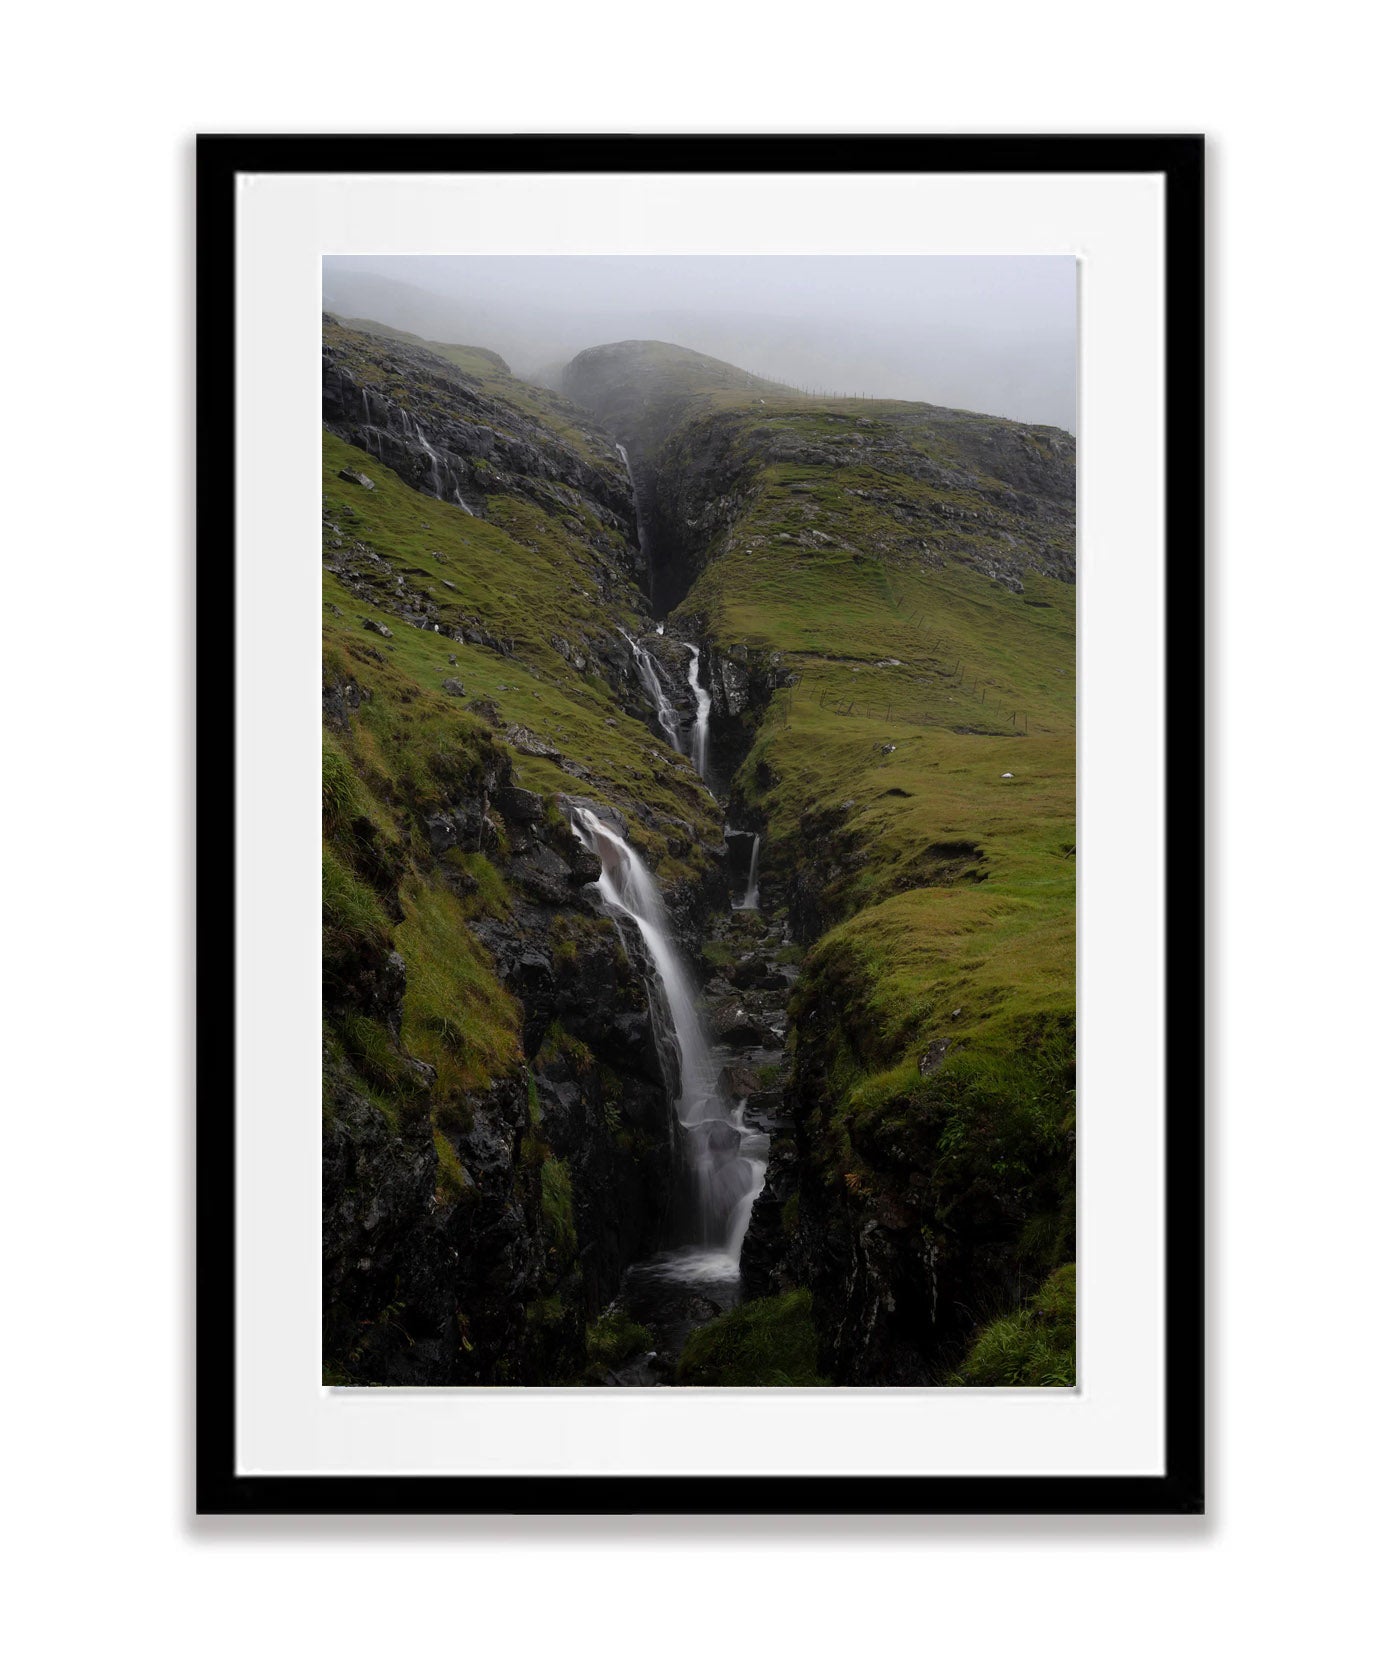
[197, 133, 1203, 1514]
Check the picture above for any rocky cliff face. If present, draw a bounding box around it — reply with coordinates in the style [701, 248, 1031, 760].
[322, 725, 679, 1383]
[325, 316, 634, 529]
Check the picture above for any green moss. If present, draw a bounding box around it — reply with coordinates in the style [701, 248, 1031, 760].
[536, 1021, 595, 1076]
[433, 1131, 468, 1201]
[527, 1292, 568, 1330]
[322, 742, 361, 836]
[395, 877, 519, 1091]
[446, 848, 513, 919]
[337, 1013, 411, 1102]
[584, 1310, 652, 1376]
[540, 1156, 575, 1254]
[676, 1289, 827, 1386]
[322, 841, 390, 946]
[952, 1265, 1076, 1387]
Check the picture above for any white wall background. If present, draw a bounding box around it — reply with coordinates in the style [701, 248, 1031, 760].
[5, 4, 1395, 1676]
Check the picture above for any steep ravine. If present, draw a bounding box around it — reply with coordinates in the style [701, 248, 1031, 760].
[574, 618, 799, 1383]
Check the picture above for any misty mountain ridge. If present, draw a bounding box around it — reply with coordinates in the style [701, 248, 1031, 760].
[322, 256, 1078, 429]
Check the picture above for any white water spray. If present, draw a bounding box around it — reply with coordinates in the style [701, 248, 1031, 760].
[616, 443, 650, 572]
[414, 424, 444, 498]
[571, 806, 765, 1264]
[741, 834, 761, 910]
[683, 644, 711, 782]
[619, 628, 682, 751]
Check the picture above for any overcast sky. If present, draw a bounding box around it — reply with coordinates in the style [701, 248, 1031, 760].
[323, 255, 1078, 432]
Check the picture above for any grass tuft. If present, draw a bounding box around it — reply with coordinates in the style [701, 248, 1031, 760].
[676, 1289, 827, 1386]
[952, 1264, 1076, 1387]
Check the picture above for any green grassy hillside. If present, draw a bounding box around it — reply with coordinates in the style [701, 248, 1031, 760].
[564, 341, 1077, 1382]
[323, 434, 718, 884]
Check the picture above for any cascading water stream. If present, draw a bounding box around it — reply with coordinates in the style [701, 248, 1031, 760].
[570, 806, 765, 1271]
[616, 443, 650, 581]
[741, 834, 761, 910]
[414, 424, 444, 498]
[618, 628, 682, 752]
[683, 643, 711, 783]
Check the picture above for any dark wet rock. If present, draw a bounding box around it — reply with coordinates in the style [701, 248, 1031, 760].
[492, 784, 546, 840]
[322, 328, 635, 538]
[361, 618, 393, 638]
[740, 1176, 795, 1299]
[322, 674, 370, 730]
[504, 843, 576, 906]
[708, 996, 766, 1047]
[919, 1038, 954, 1077]
[721, 1062, 763, 1100]
[424, 791, 490, 856]
[505, 721, 566, 761]
[469, 697, 504, 726]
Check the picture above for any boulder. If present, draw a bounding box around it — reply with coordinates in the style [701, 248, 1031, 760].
[708, 997, 766, 1047]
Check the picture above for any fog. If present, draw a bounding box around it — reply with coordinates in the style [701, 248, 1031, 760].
[323, 255, 1077, 432]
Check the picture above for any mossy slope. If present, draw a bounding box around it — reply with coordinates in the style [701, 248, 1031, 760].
[321, 322, 722, 1385]
[567, 341, 1077, 1384]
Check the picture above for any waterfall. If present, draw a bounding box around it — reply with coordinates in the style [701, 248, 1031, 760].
[616, 443, 649, 573]
[571, 806, 764, 1266]
[414, 424, 444, 498]
[740, 834, 761, 910]
[683, 644, 711, 782]
[618, 628, 682, 751]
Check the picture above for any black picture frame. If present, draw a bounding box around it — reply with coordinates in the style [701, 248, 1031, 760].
[195, 133, 1204, 1517]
